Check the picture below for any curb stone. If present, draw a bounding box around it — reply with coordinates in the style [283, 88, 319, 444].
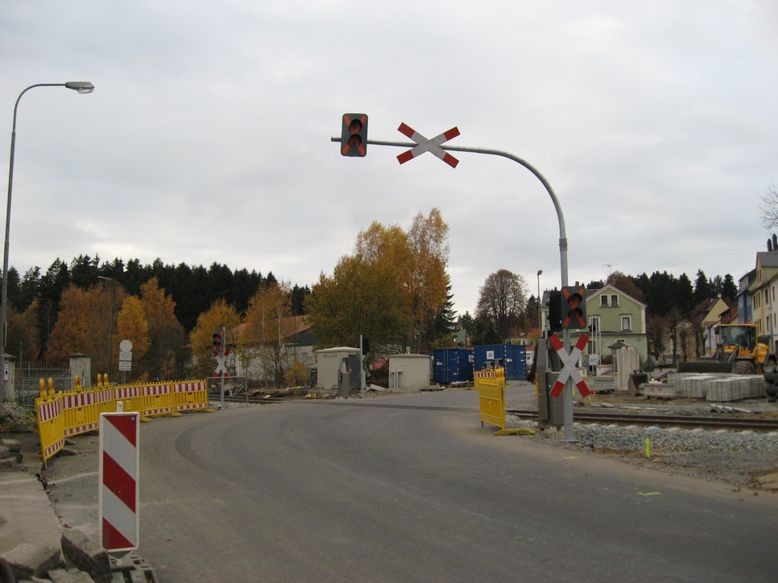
[2, 542, 63, 580]
[61, 529, 112, 583]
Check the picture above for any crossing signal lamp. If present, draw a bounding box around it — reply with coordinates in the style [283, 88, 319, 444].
[212, 332, 222, 357]
[548, 290, 562, 333]
[562, 285, 587, 330]
[341, 113, 368, 157]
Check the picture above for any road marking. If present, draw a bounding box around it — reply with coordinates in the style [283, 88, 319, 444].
[50, 471, 98, 485]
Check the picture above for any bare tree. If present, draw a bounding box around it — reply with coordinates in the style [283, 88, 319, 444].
[760, 184, 778, 229]
[476, 269, 527, 341]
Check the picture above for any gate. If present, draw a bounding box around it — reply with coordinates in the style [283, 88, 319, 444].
[16, 362, 70, 409]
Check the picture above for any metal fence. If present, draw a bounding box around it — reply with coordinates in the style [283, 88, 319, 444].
[15, 362, 70, 409]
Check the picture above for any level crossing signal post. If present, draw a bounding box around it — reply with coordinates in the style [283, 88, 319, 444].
[212, 326, 228, 410]
[332, 114, 581, 441]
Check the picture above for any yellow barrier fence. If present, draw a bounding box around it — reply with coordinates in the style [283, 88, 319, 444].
[35, 376, 209, 464]
[35, 379, 65, 463]
[141, 382, 178, 417]
[173, 380, 209, 411]
[474, 367, 506, 430]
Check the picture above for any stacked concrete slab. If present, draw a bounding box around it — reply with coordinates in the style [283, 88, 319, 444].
[706, 376, 766, 402]
[666, 372, 766, 402]
[679, 374, 717, 398]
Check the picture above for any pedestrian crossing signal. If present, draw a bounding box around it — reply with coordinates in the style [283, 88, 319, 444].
[341, 114, 368, 157]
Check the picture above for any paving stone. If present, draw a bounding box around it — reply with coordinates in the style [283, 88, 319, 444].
[1, 438, 22, 452]
[1, 542, 62, 580]
[47, 567, 95, 583]
[61, 529, 111, 583]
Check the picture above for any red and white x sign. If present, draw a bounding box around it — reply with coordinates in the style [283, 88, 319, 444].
[397, 123, 460, 168]
[548, 333, 591, 398]
[214, 354, 229, 377]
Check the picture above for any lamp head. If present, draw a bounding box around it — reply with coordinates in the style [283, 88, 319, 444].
[537, 269, 543, 276]
[65, 81, 95, 94]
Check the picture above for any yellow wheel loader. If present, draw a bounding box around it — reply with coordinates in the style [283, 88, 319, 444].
[715, 324, 774, 375]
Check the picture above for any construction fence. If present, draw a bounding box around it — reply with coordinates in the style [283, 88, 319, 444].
[35, 376, 209, 463]
[474, 367, 506, 430]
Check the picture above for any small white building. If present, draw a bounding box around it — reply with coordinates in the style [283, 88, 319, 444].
[388, 354, 431, 391]
[315, 347, 361, 389]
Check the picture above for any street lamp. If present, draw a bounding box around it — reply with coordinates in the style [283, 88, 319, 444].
[536, 269, 543, 335]
[1, 81, 94, 400]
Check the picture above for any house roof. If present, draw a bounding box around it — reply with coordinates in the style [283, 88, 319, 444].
[542, 284, 647, 308]
[232, 315, 312, 343]
[756, 251, 778, 268]
[585, 283, 647, 308]
[702, 297, 730, 326]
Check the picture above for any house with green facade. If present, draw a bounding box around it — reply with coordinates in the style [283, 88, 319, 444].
[580, 284, 648, 364]
[541, 284, 649, 365]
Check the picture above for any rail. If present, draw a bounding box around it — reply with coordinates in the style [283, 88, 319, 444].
[217, 394, 778, 432]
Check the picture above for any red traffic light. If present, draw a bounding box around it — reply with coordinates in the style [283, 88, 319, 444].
[561, 286, 587, 330]
[341, 113, 368, 157]
[212, 332, 222, 356]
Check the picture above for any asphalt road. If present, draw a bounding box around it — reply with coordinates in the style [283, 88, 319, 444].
[42, 389, 778, 583]
[123, 390, 778, 583]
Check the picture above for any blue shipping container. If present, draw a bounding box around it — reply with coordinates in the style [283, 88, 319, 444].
[432, 348, 474, 385]
[473, 344, 527, 380]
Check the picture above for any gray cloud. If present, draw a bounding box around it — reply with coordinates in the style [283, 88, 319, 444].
[1, 0, 776, 315]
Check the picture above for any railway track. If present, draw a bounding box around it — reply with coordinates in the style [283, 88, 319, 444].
[213, 394, 778, 432]
[507, 409, 778, 432]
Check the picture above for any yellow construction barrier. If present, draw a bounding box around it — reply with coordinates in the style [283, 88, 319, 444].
[172, 380, 209, 411]
[35, 378, 65, 463]
[474, 367, 506, 430]
[140, 382, 178, 417]
[34, 376, 209, 463]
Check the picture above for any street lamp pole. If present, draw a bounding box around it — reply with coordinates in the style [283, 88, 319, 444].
[1, 81, 94, 400]
[97, 276, 116, 381]
[330, 135, 578, 441]
[536, 269, 543, 334]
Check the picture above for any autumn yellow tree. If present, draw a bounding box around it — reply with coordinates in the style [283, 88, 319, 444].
[46, 282, 127, 377]
[7, 299, 41, 361]
[115, 296, 150, 377]
[189, 299, 240, 377]
[139, 278, 185, 380]
[307, 255, 411, 349]
[239, 283, 294, 386]
[309, 209, 450, 351]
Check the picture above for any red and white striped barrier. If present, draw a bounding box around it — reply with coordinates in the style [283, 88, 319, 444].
[37, 397, 62, 423]
[99, 412, 139, 555]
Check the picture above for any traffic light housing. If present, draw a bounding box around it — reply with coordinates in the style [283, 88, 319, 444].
[212, 332, 222, 356]
[341, 113, 368, 157]
[548, 290, 562, 333]
[562, 285, 587, 330]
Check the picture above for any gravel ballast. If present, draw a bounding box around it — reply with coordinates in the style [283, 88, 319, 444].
[506, 412, 778, 490]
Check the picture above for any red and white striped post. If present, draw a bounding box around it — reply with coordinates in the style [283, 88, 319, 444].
[99, 412, 139, 556]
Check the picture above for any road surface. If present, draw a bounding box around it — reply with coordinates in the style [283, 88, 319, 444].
[123, 390, 778, 582]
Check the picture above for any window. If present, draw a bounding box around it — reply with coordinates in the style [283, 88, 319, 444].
[600, 295, 608, 307]
[610, 294, 619, 307]
[621, 315, 632, 331]
[589, 316, 601, 333]
[587, 339, 597, 355]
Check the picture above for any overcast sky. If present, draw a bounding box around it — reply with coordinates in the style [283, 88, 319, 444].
[2, 1, 776, 315]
